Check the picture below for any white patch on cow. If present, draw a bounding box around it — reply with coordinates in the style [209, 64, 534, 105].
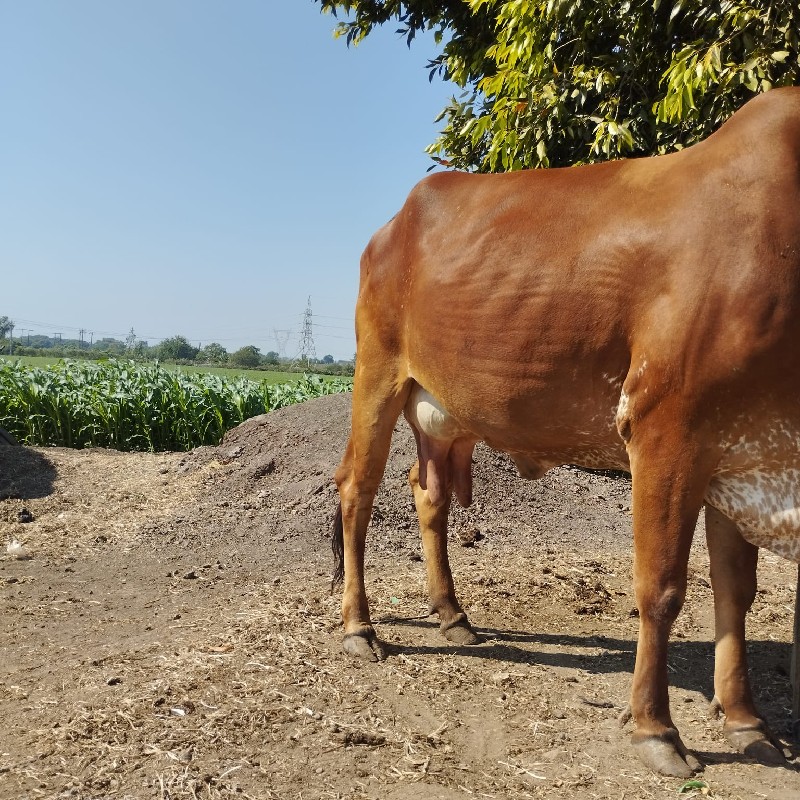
[708, 420, 800, 562]
[706, 469, 800, 561]
[615, 390, 630, 427]
[407, 385, 464, 441]
[575, 446, 630, 470]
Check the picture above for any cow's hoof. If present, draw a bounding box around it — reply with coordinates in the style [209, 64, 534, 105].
[343, 630, 386, 662]
[724, 723, 787, 766]
[443, 622, 481, 646]
[632, 730, 702, 777]
[440, 613, 482, 646]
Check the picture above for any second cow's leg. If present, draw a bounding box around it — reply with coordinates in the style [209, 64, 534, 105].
[409, 460, 480, 645]
[705, 505, 785, 764]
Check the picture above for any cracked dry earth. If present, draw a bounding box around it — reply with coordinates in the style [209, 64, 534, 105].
[1, 393, 800, 800]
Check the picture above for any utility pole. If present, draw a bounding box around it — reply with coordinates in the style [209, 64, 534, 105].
[79, 329, 85, 349]
[298, 296, 317, 367]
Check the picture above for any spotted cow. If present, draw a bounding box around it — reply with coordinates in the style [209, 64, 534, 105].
[332, 87, 800, 776]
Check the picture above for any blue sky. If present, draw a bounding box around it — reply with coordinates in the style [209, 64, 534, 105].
[1, 2, 455, 359]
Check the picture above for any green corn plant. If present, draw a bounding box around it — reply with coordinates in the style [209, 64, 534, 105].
[0, 359, 351, 452]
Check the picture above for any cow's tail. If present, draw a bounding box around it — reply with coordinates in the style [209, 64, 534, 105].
[331, 501, 344, 590]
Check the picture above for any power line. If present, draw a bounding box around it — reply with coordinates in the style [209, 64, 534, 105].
[311, 322, 353, 331]
[5, 312, 352, 354]
[6, 316, 287, 345]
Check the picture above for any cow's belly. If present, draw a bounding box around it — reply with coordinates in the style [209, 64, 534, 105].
[705, 469, 800, 561]
[406, 383, 629, 477]
[706, 419, 800, 561]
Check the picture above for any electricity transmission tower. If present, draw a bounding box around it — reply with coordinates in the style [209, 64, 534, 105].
[273, 328, 291, 360]
[297, 296, 317, 367]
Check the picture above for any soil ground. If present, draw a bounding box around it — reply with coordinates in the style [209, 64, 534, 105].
[2, 393, 799, 800]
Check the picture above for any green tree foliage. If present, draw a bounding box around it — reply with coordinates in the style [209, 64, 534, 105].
[230, 345, 262, 369]
[318, 1, 799, 170]
[199, 342, 229, 364]
[125, 327, 137, 352]
[95, 337, 127, 355]
[157, 335, 199, 362]
[0, 316, 13, 353]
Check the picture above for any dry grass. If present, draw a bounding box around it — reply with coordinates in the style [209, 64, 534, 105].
[3, 548, 795, 800]
[1, 447, 210, 559]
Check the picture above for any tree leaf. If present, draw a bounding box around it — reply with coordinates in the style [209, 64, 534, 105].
[319, 0, 800, 170]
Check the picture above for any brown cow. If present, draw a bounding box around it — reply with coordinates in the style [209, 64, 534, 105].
[332, 87, 800, 777]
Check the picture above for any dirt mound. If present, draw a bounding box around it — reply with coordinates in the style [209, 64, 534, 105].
[1, 393, 798, 800]
[149, 392, 636, 567]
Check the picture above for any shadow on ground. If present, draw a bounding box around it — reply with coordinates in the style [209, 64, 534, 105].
[384, 617, 791, 707]
[0, 446, 57, 500]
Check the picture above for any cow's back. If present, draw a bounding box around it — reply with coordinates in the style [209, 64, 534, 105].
[361, 88, 800, 396]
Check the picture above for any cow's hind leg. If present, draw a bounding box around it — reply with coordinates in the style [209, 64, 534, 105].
[625, 410, 713, 777]
[334, 375, 411, 662]
[408, 459, 480, 645]
[705, 506, 786, 764]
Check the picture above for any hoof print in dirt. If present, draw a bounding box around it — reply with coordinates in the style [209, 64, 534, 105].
[341, 730, 386, 747]
[572, 578, 611, 614]
[218, 445, 244, 464]
[458, 528, 484, 547]
[249, 455, 277, 479]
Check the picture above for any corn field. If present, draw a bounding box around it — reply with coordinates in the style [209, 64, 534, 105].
[0, 359, 350, 452]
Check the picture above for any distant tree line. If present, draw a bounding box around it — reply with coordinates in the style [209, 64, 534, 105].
[0, 320, 353, 376]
